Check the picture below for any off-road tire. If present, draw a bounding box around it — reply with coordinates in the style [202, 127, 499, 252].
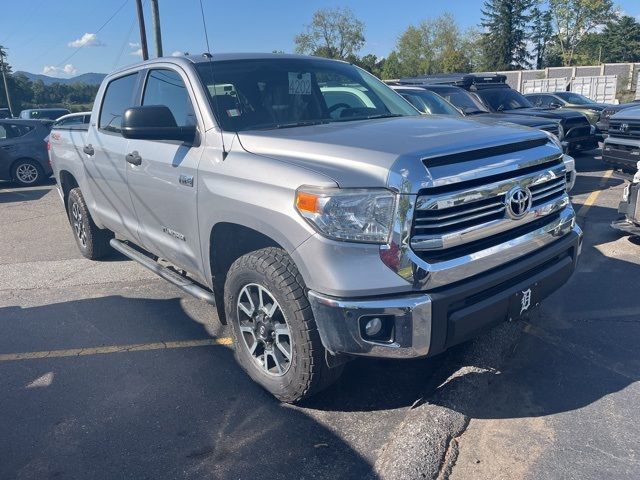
[11, 159, 44, 187]
[225, 247, 343, 403]
[67, 188, 113, 260]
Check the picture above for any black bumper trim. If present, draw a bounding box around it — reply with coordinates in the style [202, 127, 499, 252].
[427, 230, 581, 356]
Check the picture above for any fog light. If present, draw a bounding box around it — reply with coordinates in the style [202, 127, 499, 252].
[359, 314, 395, 343]
[364, 317, 383, 337]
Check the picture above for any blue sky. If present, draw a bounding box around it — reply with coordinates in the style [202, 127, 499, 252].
[1, 0, 639, 77]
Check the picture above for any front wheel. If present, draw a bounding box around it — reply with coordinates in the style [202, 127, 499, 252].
[225, 247, 343, 403]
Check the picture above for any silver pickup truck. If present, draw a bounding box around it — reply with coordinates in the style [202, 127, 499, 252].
[49, 53, 582, 403]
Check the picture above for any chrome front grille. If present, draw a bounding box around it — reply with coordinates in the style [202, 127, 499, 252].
[411, 158, 568, 252]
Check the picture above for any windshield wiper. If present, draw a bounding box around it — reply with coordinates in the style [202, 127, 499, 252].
[364, 113, 403, 120]
[273, 120, 329, 129]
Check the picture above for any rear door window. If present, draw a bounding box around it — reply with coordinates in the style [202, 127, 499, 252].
[142, 69, 196, 127]
[0, 123, 34, 139]
[99, 73, 138, 133]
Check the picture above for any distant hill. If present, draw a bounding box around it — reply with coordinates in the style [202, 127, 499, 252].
[14, 71, 106, 86]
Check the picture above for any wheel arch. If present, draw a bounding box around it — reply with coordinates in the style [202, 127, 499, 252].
[209, 222, 283, 324]
[58, 169, 80, 210]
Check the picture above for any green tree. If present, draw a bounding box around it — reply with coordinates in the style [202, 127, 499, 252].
[549, 0, 614, 66]
[479, 0, 534, 70]
[381, 51, 402, 79]
[530, 3, 554, 68]
[294, 7, 365, 60]
[601, 15, 640, 63]
[388, 13, 473, 78]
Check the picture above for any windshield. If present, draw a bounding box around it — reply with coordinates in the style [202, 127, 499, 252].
[195, 58, 418, 131]
[427, 87, 488, 114]
[475, 88, 533, 112]
[398, 89, 461, 116]
[554, 92, 595, 105]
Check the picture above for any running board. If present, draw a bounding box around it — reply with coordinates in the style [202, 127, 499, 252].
[109, 239, 216, 305]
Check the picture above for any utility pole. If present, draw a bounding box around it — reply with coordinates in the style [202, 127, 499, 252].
[150, 0, 163, 57]
[135, 0, 149, 61]
[0, 48, 14, 117]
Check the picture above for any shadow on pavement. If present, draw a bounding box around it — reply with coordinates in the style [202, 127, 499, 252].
[0, 295, 378, 480]
[0, 188, 52, 204]
[428, 203, 639, 424]
[570, 174, 623, 197]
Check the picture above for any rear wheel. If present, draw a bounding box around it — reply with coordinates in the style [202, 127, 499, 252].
[11, 159, 44, 187]
[67, 188, 113, 260]
[225, 247, 343, 403]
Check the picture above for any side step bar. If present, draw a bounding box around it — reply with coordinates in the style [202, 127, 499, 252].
[109, 239, 216, 305]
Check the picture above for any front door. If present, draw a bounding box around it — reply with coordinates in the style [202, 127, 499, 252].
[84, 72, 141, 242]
[125, 67, 203, 274]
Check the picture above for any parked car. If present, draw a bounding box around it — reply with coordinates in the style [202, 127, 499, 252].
[394, 83, 563, 140]
[402, 74, 596, 154]
[0, 108, 11, 119]
[602, 107, 640, 173]
[0, 119, 52, 186]
[611, 162, 640, 236]
[389, 85, 462, 116]
[597, 100, 640, 138]
[525, 91, 611, 139]
[49, 53, 582, 403]
[53, 112, 91, 128]
[390, 84, 577, 192]
[19, 108, 70, 121]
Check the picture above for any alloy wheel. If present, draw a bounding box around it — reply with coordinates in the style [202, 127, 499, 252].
[71, 201, 87, 247]
[236, 283, 293, 376]
[15, 163, 39, 184]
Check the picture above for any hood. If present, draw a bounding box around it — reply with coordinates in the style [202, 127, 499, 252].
[502, 107, 586, 121]
[611, 106, 640, 121]
[566, 104, 609, 112]
[474, 112, 557, 128]
[237, 115, 549, 189]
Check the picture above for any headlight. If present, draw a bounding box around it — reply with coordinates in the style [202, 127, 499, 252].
[543, 129, 564, 151]
[295, 187, 396, 243]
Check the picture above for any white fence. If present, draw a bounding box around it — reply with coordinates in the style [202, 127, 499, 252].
[522, 78, 568, 94]
[571, 76, 618, 103]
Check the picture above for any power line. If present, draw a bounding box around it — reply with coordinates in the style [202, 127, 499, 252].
[55, 0, 130, 67]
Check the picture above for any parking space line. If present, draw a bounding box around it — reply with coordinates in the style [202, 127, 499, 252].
[576, 169, 613, 218]
[0, 337, 233, 362]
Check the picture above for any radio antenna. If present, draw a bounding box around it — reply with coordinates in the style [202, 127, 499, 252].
[199, 0, 211, 53]
[198, 0, 227, 159]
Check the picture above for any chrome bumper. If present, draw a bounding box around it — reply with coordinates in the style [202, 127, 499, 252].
[309, 225, 583, 359]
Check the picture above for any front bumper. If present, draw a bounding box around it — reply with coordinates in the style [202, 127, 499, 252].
[309, 225, 582, 358]
[603, 139, 640, 172]
[612, 182, 640, 235]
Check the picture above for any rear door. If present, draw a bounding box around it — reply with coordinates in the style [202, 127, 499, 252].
[84, 72, 142, 241]
[125, 67, 203, 274]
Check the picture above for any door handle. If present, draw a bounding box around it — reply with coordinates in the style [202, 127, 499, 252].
[83, 144, 95, 156]
[125, 151, 142, 166]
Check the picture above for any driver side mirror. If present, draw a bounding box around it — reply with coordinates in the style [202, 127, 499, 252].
[549, 102, 562, 109]
[122, 105, 196, 142]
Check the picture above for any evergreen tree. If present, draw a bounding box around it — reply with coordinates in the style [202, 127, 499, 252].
[530, 3, 554, 69]
[479, 0, 534, 70]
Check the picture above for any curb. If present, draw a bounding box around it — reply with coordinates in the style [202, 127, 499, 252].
[374, 319, 526, 480]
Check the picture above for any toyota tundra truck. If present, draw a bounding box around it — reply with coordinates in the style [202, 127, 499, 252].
[49, 53, 582, 403]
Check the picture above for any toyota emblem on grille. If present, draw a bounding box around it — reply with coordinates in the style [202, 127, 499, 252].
[506, 186, 532, 220]
[620, 123, 629, 132]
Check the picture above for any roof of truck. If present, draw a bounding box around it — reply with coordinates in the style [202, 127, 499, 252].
[110, 52, 344, 77]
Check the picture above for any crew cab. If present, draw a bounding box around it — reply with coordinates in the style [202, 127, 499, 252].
[49, 53, 582, 403]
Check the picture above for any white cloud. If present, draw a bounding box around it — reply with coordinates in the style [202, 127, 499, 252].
[42, 64, 77, 76]
[68, 33, 104, 48]
[129, 48, 143, 57]
[63, 64, 77, 75]
[171, 51, 183, 56]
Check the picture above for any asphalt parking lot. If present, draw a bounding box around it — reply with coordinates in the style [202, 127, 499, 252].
[0, 151, 638, 480]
